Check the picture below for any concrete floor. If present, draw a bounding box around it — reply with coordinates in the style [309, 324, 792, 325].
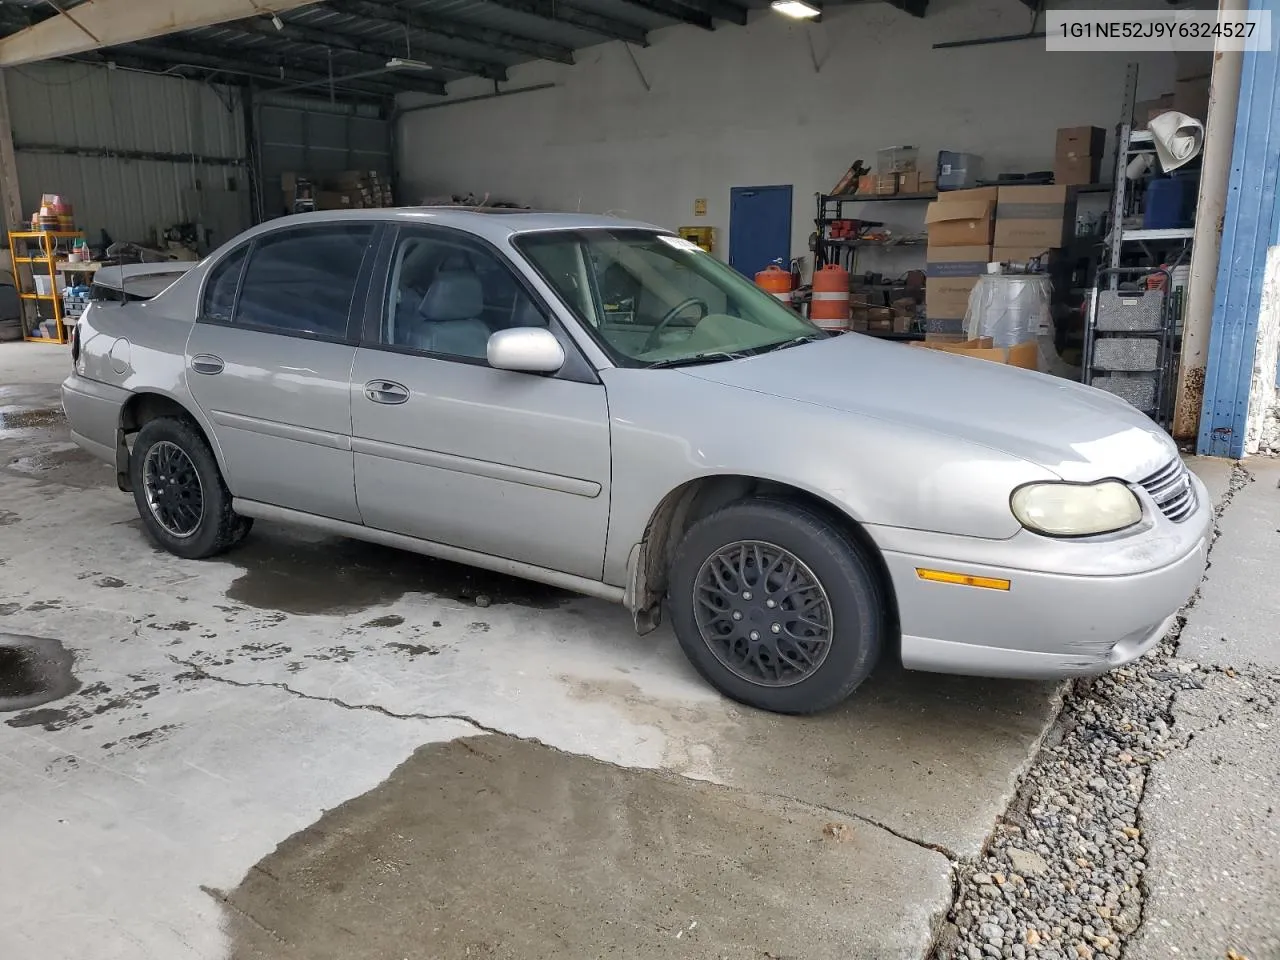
[0, 342, 1080, 959]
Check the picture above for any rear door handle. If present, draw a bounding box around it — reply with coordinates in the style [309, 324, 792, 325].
[364, 380, 410, 405]
[191, 354, 224, 375]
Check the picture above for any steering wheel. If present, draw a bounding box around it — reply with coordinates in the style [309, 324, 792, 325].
[641, 297, 709, 353]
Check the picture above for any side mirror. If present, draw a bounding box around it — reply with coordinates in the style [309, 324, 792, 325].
[487, 327, 565, 374]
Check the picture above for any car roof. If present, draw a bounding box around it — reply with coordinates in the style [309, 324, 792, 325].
[259, 207, 668, 244]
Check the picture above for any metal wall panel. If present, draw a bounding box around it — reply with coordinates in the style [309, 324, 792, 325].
[256, 94, 392, 218]
[1197, 0, 1280, 458]
[5, 61, 250, 248]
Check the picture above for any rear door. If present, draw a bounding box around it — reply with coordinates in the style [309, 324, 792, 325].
[349, 224, 611, 579]
[185, 222, 379, 523]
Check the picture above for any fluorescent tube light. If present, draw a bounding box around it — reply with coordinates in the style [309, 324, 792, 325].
[385, 58, 434, 71]
[771, 0, 821, 17]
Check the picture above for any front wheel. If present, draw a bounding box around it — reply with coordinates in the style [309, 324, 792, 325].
[129, 416, 252, 560]
[667, 499, 884, 714]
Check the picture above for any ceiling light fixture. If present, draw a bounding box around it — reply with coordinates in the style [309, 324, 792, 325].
[771, 0, 821, 18]
[385, 57, 434, 71]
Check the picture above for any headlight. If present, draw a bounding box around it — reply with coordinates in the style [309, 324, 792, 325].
[1010, 480, 1141, 537]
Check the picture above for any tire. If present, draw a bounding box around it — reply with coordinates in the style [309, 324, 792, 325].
[129, 416, 252, 560]
[667, 498, 884, 715]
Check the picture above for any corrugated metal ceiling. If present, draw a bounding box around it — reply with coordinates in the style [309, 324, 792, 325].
[0, 0, 764, 103]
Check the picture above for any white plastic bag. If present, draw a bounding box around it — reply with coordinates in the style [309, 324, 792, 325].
[964, 274, 1052, 347]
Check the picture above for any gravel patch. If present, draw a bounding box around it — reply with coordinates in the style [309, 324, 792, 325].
[933, 465, 1251, 960]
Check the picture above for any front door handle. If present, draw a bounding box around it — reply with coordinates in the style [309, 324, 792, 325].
[364, 380, 410, 405]
[191, 354, 224, 375]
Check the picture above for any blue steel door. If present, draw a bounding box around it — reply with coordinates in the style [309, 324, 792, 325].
[729, 185, 793, 277]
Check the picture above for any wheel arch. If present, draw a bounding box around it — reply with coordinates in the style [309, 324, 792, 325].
[627, 473, 899, 646]
[116, 390, 225, 493]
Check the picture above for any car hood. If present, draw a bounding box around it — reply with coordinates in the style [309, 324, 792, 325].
[678, 334, 1177, 482]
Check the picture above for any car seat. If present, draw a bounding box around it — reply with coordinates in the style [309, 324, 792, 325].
[406, 270, 492, 357]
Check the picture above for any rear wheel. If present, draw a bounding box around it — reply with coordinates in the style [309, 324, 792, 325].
[129, 416, 252, 559]
[667, 498, 883, 714]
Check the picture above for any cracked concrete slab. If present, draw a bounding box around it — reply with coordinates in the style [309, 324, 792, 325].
[1128, 457, 1280, 960]
[220, 736, 952, 960]
[1128, 669, 1280, 960]
[1179, 459, 1280, 670]
[0, 342, 1060, 958]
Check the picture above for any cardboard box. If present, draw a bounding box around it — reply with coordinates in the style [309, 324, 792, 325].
[898, 171, 921, 194]
[926, 244, 992, 278]
[1055, 126, 1105, 161]
[926, 276, 981, 324]
[1137, 94, 1175, 124]
[924, 187, 997, 246]
[316, 191, 354, 211]
[993, 185, 1072, 249]
[911, 336, 1040, 370]
[1174, 77, 1210, 121]
[1054, 126, 1104, 185]
[875, 174, 898, 196]
[993, 246, 1059, 267]
[831, 165, 861, 196]
[1055, 156, 1098, 186]
[925, 324, 965, 342]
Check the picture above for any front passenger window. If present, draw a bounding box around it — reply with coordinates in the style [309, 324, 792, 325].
[383, 233, 550, 361]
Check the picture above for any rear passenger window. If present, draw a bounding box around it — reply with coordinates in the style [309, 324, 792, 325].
[235, 225, 375, 337]
[202, 245, 247, 322]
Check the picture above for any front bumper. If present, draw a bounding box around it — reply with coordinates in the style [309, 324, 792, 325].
[868, 472, 1211, 679]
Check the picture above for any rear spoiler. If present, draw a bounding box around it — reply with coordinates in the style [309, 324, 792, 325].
[91, 262, 195, 301]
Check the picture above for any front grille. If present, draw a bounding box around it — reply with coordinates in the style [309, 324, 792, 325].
[1139, 458, 1197, 523]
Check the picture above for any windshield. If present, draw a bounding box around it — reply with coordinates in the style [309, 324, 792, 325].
[514, 229, 823, 366]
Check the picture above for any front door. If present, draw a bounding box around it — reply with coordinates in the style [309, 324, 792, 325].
[185, 222, 378, 524]
[729, 184, 793, 278]
[349, 225, 611, 579]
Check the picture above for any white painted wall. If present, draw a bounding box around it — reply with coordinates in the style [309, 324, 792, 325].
[397, 0, 1175, 269]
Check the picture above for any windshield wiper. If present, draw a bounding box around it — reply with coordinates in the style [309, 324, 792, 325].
[646, 350, 749, 369]
[753, 334, 822, 355]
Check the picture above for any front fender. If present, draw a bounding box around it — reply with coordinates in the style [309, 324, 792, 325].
[601, 369, 1055, 585]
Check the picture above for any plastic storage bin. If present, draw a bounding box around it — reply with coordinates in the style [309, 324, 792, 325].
[1143, 174, 1198, 229]
[877, 146, 919, 175]
[937, 152, 983, 191]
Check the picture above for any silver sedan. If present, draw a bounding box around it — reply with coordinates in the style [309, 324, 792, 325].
[61, 209, 1210, 714]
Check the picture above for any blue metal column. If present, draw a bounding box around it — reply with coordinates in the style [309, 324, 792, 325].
[1197, 0, 1280, 457]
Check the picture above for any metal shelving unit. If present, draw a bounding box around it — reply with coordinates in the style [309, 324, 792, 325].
[7, 230, 85, 344]
[814, 192, 935, 270]
[1083, 62, 1199, 429]
[813, 191, 932, 341]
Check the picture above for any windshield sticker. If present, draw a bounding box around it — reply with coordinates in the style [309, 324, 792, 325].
[657, 235, 702, 253]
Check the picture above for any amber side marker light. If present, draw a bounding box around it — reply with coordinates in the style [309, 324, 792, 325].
[915, 568, 1011, 591]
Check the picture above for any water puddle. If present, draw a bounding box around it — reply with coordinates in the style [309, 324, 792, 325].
[0, 635, 80, 713]
[223, 528, 572, 616]
[6, 446, 109, 488]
